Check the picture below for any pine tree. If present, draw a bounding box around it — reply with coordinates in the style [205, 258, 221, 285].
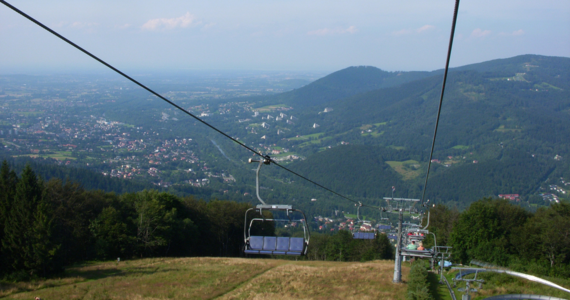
[29, 194, 60, 277]
[0, 160, 18, 275]
[2, 164, 43, 276]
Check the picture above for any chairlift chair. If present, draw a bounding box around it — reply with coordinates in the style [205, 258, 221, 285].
[377, 207, 392, 231]
[243, 157, 310, 256]
[352, 202, 376, 240]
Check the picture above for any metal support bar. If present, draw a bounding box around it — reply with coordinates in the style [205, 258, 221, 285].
[249, 157, 270, 205]
[393, 207, 403, 283]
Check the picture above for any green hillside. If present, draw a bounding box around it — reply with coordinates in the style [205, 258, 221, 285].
[252, 66, 434, 108]
[258, 55, 570, 206]
[288, 145, 408, 199]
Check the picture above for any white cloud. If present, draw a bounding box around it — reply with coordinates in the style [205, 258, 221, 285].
[471, 28, 492, 38]
[393, 25, 434, 36]
[392, 29, 412, 36]
[344, 26, 357, 34]
[52, 21, 66, 28]
[307, 25, 357, 36]
[512, 29, 525, 36]
[202, 23, 216, 30]
[498, 29, 525, 37]
[417, 25, 435, 33]
[142, 12, 198, 30]
[116, 23, 132, 30]
[70, 22, 99, 29]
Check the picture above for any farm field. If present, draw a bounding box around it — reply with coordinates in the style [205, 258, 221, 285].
[386, 160, 422, 180]
[14, 150, 76, 161]
[253, 104, 289, 112]
[0, 257, 410, 300]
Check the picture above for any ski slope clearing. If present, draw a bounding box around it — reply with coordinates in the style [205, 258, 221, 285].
[0, 257, 409, 300]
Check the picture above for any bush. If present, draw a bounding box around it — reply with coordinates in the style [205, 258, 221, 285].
[407, 260, 432, 300]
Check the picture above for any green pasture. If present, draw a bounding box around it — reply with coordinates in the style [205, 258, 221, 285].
[254, 104, 288, 112]
[386, 160, 422, 180]
[288, 132, 324, 141]
[494, 125, 521, 133]
[452, 145, 469, 150]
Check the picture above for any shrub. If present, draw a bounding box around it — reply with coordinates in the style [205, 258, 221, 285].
[407, 260, 432, 300]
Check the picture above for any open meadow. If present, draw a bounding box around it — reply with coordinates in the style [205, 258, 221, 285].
[0, 258, 410, 300]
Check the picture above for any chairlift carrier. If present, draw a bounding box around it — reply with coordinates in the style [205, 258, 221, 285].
[377, 207, 392, 231]
[243, 157, 310, 256]
[352, 202, 376, 240]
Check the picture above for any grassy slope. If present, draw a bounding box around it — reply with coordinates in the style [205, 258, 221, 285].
[3, 258, 569, 299]
[0, 258, 409, 300]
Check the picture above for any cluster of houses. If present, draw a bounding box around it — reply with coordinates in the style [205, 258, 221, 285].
[498, 194, 520, 202]
[549, 184, 567, 194]
[312, 215, 379, 233]
[189, 178, 210, 187]
[541, 193, 560, 203]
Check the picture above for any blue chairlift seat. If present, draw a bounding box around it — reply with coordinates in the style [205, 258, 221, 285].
[274, 237, 290, 255]
[261, 236, 277, 255]
[353, 232, 376, 239]
[244, 236, 306, 256]
[246, 236, 263, 254]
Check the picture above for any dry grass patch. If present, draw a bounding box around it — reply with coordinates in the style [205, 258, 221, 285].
[2, 258, 281, 300]
[219, 260, 408, 300]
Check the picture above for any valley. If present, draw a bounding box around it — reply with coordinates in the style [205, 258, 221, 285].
[1, 55, 569, 215]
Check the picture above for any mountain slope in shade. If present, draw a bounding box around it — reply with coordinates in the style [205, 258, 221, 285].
[288, 145, 410, 199]
[255, 66, 433, 108]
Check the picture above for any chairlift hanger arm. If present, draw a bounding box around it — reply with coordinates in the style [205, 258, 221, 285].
[249, 157, 270, 206]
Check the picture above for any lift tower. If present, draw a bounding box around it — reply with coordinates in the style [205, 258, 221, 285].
[384, 196, 420, 283]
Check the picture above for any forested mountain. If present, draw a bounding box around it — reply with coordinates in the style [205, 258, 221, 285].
[250, 66, 434, 108]
[288, 145, 408, 198]
[253, 54, 570, 207]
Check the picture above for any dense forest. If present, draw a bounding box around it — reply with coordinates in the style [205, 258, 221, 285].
[0, 161, 393, 280]
[424, 199, 570, 278]
[1, 161, 568, 281]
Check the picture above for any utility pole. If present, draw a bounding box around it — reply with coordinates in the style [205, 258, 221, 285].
[385, 196, 420, 283]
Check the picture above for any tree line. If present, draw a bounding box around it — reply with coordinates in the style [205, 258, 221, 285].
[0, 160, 260, 279]
[0, 161, 394, 280]
[424, 198, 570, 279]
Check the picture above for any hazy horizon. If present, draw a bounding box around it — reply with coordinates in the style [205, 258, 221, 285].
[1, 0, 569, 74]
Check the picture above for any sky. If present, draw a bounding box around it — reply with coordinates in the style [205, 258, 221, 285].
[1, 0, 569, 74]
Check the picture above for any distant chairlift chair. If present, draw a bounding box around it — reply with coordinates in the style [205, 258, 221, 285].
[352, 202, 376, 240]
[400, 209, 436, 258]
[243, 157, 310, 256]
[377, 208, 392, 232]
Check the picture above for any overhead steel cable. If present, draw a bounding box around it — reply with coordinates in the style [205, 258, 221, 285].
[272, 160, 363, 207]
[1, 0, 383, 210]
[419, 0, 460, 207]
